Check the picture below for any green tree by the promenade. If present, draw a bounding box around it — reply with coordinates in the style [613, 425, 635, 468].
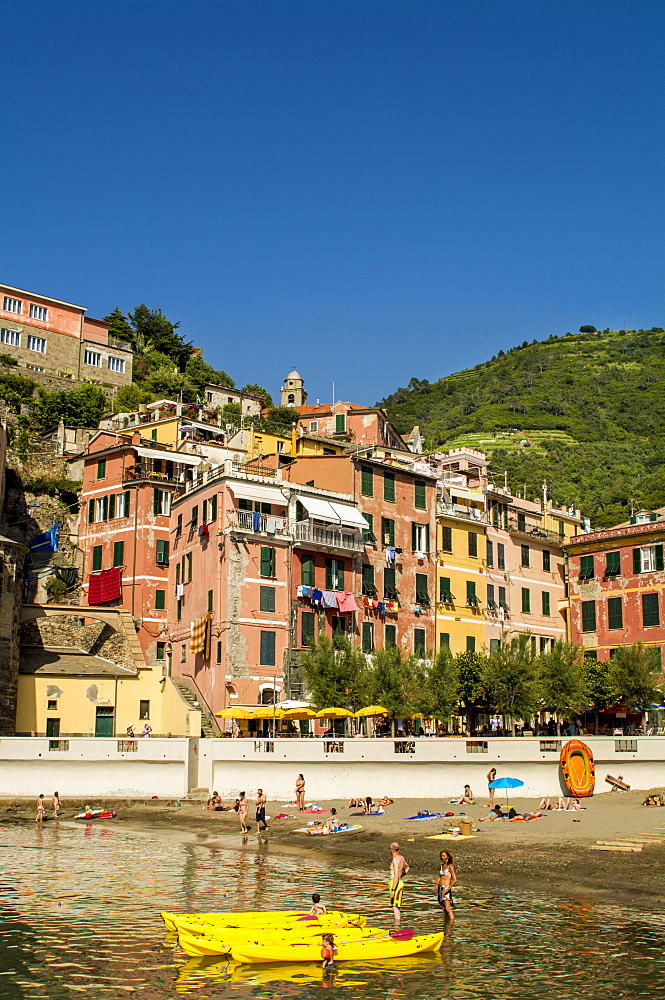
[484, 635, 538, 734]
[300, 636, 369, 711]
[425, 646, 460, 724]
[367, 646, 417, 731]
[538, 642, 586, 721]
[36, 384, 107, 429]
[456, 651, 489, 732]
[242, 383, 274, 408]
[582, 657, 615, 734]
[608, 643, 663, 733]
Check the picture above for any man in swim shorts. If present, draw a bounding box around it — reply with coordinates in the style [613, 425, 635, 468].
[388, 841, 410, 923]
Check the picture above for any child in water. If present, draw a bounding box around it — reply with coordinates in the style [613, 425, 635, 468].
[320, 933, 336, 970]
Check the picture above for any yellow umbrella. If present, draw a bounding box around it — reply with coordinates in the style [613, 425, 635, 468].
[282, 707, 317, 721]
[251, 706, 286, 720]
[214, 707, 254, 719]
[353, 705, 388, 718]
[314, 707, 353, 719]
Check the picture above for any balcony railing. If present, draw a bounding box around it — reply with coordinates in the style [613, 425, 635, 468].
[506, 519, 565, 545]
[122, 463, 180, 484]
[293, 519, 364, 552]
[230, 510, 290, 535]
[231, 460, 277, 479]
[437, 502, 488, 524]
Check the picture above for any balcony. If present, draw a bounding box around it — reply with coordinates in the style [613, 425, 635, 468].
[292, 518, 364, 553]
[437, 502, 488, 524]
[122, 462, 180, 484]
[506, 519, 564, 545]
[229, 510, 290, 536]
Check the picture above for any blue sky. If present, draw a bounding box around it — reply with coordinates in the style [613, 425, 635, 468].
[2, 0, 663, 406]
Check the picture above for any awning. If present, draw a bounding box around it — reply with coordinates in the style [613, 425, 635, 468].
[329, 502, 369, 529]
[297, 496, 339, 521]
[135, 446, 201, 466]
[228, 482, 286, 505]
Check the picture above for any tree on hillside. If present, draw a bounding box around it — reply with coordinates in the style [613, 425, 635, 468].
[300, 636, 369, 711]
[103, 307, 135, 345]
[127, 304, 193, 370]
[582, 657, 616, 734]
[242, 384, 273, 408]
[267, 406, 298, 425]
[184, 354, 234, 393]
[579, 325, 597, 333]
[484, 635, 538, 733]
[608, 644, 663, 733]
[113, 383, 156, 413]
[36, 384, 107, 429]
[0, 371, 36, 411]
[538, 642, 587, 721]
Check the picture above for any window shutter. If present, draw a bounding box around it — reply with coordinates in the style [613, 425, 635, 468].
[260, 630, 276, 665]
[88, 498, 94, 523]
[153, 489, 159, 515]
[209, 495, 217, 521]
[416, 573, 429, 602]
[361, 621, 373, 653]
[656, 545, 664, 572]
[486, 539, 493, 566]
[521, 587, 530, 613]
[414, 480, 426, 509]
[202, 499, 208, 523]
[362, 563, 375, 594]
[442, 526, 452, 552]
[123, 491, 131, 517]
[411, 522, 417, 551]
[362, 512, 375, 542]
[260, 546, 274, 577]
[439, 633, 450, 648]
[335, 413, 345, 433]
[113, 541, 124, 567]
[301, 554, 314, 587]
[414, 628, 426, 656]
[260, 586, 275, 612]
[642, 593, 659, 628]
[155, 590, 165, 611]
[466, 580, 476, 600]
[108, 493, 115, 519]
[581, 600, 596, 632]
[542, 591, 550, 616]
[633, 548, 642, 574]
[301, 611, 315, 646]
[361, 465, 373, 496]
[337, 561, 344, 591]
[92, 545, 102, 572]
[385, 624, 397, 647]
[325, 558, 333, 591]
[384, 471, 395, 502]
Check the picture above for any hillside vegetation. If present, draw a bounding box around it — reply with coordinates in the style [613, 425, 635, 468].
[379, 328, 665, 528]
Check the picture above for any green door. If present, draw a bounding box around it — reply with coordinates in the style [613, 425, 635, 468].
[95, 709, 114, 737]
[46, 718, 60, 737]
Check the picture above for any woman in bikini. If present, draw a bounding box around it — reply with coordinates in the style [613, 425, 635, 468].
[295, 774, 306, 812]
[237, 792, 249, 833]
[435, 849, 457, 923]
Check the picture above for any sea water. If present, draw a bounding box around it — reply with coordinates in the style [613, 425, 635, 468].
[0, 819, 663, 999]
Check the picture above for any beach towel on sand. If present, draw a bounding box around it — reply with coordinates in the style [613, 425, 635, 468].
[510, 815, 545, 823]
[406, 812, 443, 820]
[426, 833, 477, 840]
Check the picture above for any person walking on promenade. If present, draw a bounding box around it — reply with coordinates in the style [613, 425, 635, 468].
[487, 768, 497, 808]
[295, 774, 305, 812]
[389, 841, 410, 924]
[255, 788, 268, 832]
[52, 792, 61, 818]
[435, 849, 457, 923]
[237, 792, 249, 834]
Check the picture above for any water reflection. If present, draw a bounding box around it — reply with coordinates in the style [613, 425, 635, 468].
[0, 819, 663, 999]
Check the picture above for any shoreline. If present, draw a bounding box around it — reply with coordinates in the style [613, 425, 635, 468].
[4, 787, 665, 913]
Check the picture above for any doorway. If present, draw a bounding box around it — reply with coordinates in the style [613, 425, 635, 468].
[95, 706, 114, 737]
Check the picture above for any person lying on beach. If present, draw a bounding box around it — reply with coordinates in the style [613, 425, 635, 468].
[458, 785, 475, 805]
[347, 796, 365, 808]
[566, 797, 583, 810]
[207, 791, 224, 811]
[363, 797, 383, 814]
[376, 796, 394, 807]
[538, 796, 568, 810]
[479, 805, 507, 821]
[309, 893, 327, 916]
[509, 810, 545, 822]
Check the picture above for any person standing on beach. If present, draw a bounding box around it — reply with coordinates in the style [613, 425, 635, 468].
[389, 842, 410, 923]
[52, 792, 61, 818]
[487, 768, 497, 808]
[295, 774, 305, 811]
[255, 788, 268, 832]
[237, 792, 249, 833]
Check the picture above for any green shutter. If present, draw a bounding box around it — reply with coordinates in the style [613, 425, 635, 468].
[260, 586, 275, 612]
[416, 573, 429, 602]
[362, 563, 375, 595]
[153, 488, 159, 515]
[208, 589, 214, 613]
[414, 480, 426, 509]
[633, 548, 642, 574]
[384, 567, 396, 598]
[325, 558, 333, 591]
[439, 577, 453, 602]
[92, 545, 102, 572]
[155, 590, 165, 611]
[113, 541, 124, 567]
[385, 624, 397, 647]
[521, 587, 531, 613]
[259, 631, 276, 665]
[88, 498, 94, 523]
[581, 600, 596, 632]
[301, 554, 315, 587]
[97, 459, 106, 480]
[384, 471, 395, 502]
[542, 591, 550, 616]
[123, 491, 131, 517]
[642, 593, 660, 628]
[466, 635, 476, 652]
[580, 554, 594, 580]
[362, 512, 376, 542]
[108, 493, 115, 519]
[337, 561, 344, 591]
[260, 546, 275, 577]
[335, 413, 346, 433]
[656, 545, 664, 572]
[425, 526, 430, 553]
[361, 465, 373, 496]
[156, 539, 170, 565]
[468, 532, 477, 557]
[605, 550, 621, 575]
[607, 596, 622, 630]
[301, 611, 315, 646]
[414, 628, 426, 656]
[362, 621, 374, 653]
[442, 526, 452, 552]
[209, 495, 217, 521]
[411, 522, 417, 551]
[439, 633, 450, 648]
[466, 580, 476, 600]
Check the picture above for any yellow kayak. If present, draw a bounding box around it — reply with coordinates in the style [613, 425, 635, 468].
[177, 925, 391, 958]
[161, 909, 365, 932]
[231, 932, 444, 963]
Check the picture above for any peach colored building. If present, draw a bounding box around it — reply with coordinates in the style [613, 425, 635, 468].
[291, 401, 417, 454]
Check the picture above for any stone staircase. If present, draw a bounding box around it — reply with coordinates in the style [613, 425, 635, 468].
[170, 676, 220, 737]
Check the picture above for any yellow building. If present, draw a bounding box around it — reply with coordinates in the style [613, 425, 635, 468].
[436, 483, 488, 656]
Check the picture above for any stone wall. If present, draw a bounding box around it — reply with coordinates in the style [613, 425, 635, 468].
[0, 537, 27, 734]
[20, 615, 137, 672]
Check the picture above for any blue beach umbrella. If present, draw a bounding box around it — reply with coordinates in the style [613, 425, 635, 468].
[489, 776, 525, 805]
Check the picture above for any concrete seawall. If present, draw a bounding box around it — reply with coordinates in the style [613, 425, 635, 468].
[0, 736, 662, 799]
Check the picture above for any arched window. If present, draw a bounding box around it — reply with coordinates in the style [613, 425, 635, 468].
[287, 394, 295, 404]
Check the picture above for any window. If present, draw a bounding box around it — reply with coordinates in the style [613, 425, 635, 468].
[181, 644, 187, 662]
[325, 558, 345, 591]
[207, 589, 214, 613]
[642, 593, 660, 628]
[335, 413, 346, 433]
[383, 470, 396, 502]
[176, 599, 182, 622]
[139, 700, 150, 720]
[96, 459, 106, 480]
[47, 699, 58, 710]
[384, 567, 398, 599]
[579, 554, 594, 580]
[301, 553, 315, 587]
[156, 641, 166, 660]
[260, 546, 276, 577]
[489, 638, 501, 654]
[362, 621, 374, 653]
[414, 628, 426, 657]
[216, 641, 221, 663]
[517, 512, 526, 531]
[175, 513, 182, 538]
[29, 303, 48, 321]
[362, 512, 376, 542]
[155, 590, 166, 611]
[95, 496, 108, 522]
[260, 586, 275, 612]
[84, 349, 102, 367]
[634, 545, 664, 574]
[540, 637, 549, 653]
[113, 541, 124, 568]
[414, 480, 427, 510]
[607, 597, 623, 630]
[499, 586, 508, 611]
[0, 328, 20, 346]
[186, 552, 192, 581]
[581, 600, 596, 632]
[486, 539, 494, 567]
[521, 587, 531, 613]
[466, 580, 480, 607]
[497, 543, 505, 570]
[120, 491, 130, 517]
[87, 498, 95, 524]
[415, 573, 429, 604]
[442, 526, 452, 552]
[331, 615, 346, 637]
[381, 517, 395, 547]
[487, 583, 497, 610]
[208, 495, 217, 521]
[362, 563, 376, 596]
[259, 631, 276, 666]
[301, 611, 316, 646]
[309, 420, 318, 432]
[27, 335, 46, 353]
[468, 532, 478, 557]
[439, 633, 450, 648]
[46, 718, 60, 738]
[153, 489, 171, 516]
[156, 539, 170, 565]
[361, 465, 373, 496]
[92, 545, 102, 572]
[542, 591, 550, 616]
[521, 544, 530, 567]
[107, 356, 125, 373]
[190, 505, 198, 528]
[411, 522, 429, 553]
[3, 296, 22, 314]
[439, 577, 454, 603]
[543, 549, 551, 571]
[385, 624, 397, 647]
[584, 649, 597, 661]
[605, 550, 621, 576]
[466, 636, 476, 652]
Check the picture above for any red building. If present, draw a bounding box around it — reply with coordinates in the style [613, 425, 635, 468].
[565, 508, 665, 666]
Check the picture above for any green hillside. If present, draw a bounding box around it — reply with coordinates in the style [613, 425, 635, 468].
[379, 328, 665, 529]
